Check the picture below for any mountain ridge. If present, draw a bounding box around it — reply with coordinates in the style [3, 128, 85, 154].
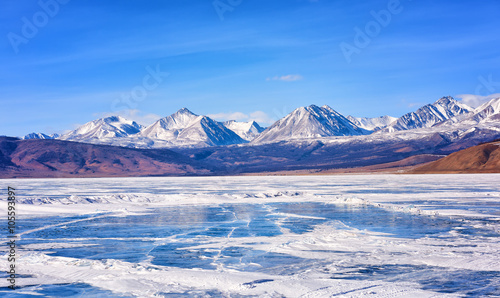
[346, 115, 397, 131]
[223, 120, 265, 141]
[381, 96, 473, 132]
[252, 104, 370, 144]
[0, 137, 212, 178]
[59, 115, 144, 141]
[412, 140, 500, 173]
[5, 96, 500, 177]
[20, 96, 500, 150]
[141, 108, 245, 147]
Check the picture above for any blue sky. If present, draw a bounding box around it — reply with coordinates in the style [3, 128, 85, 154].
[1, 0, 500, 137]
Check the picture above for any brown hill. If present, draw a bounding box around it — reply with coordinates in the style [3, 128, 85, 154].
[0, 137, 211, 178]
[412, 140, 500, 173]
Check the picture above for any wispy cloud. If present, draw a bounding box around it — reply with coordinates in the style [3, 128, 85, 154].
[94, 109, 161, 126]
[248, 111, 275, 125]
[455, 93, 500, 108]
[399, 98, 425, 109]
[266, 74, 303, 82]
[208, 111, 275, 126]
[207, 112, 248, 122]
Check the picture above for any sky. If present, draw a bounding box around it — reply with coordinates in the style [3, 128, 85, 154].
[1, 0, 500, 137]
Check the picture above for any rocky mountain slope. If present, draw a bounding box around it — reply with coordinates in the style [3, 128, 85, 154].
[141, 108, 245, 147]
[0, 137, 211, 178]
[59, 116, 143, 141]
[412, 140, 500, 173]
[24, 133, 60, 140]
[4, 96, 500, 177]
[252, 105, 370, 144]
[381, 96, 473, 132]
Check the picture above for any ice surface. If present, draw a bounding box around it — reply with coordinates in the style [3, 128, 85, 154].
[1, 174, 500, 297]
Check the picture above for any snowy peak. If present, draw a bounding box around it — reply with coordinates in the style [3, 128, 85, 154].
[252, 104, 370, 144]
[472, 97, 500, 122]
[184, 116, 244, 146]
[24, 132, 60, 140]
[434, 96, 474, 116]
[383, 96, 474, 132]
[141, 108, 199, 139]
[177, 107, 195, 115]
[347, 115, 397, 131]
[41, 97, 497, 149]
[223, 120, 265, 141]
[59, 116, 143, 141]
[141, 109, 245, 147]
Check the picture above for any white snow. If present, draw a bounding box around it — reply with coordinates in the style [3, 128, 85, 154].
[59, 115, 143, 141]
[1, 174, 499, 296]
[23, 132, 60, 140]
[45, 97, 500, 149]
[223, 120, 264, 141]
[382, 96, 474, 132]
[3, 174, 499, 218]
[129, 108, 245, 147]
[253, 105, 370, 144]
[346, 115, 397, 130]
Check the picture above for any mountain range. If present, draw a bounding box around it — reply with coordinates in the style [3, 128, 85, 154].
[6, 95, 499, 177]
[24, 96, 498, 149]
[24, 132, 60, 140]
[380, 96, 474, 132]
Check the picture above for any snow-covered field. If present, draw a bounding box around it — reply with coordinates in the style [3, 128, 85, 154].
[1, 174, 500, 297]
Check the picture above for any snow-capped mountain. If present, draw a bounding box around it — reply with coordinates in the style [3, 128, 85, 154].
[59, 116, 143, 141]
[140, 108, 198, 140]
[381, 96, 473, 132]
[252, 105, 370, 144]
[5, 96, 500, 178]
[471, 97, 500, 122]
[23, 133, 60, 140]
[222, 120, 265, 141]
[346, 115, 397, 131]
[438, 97, 500, 127]
[141, 108, 245, 147]
[22, 97, 499, 150]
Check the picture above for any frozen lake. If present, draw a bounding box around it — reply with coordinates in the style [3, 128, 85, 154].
[1, 174, 500, 297]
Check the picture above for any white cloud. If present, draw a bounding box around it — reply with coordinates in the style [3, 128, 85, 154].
[207, 112, 248, 122]
[248, 111, 275, 126]
[266, 74, 303, 82]
[407, 102, 420, 108]
[455, 93, 500, 108]
[94, 109, 161, 126]
[207, 111, 275, 126]
[399, 98, 424, 109]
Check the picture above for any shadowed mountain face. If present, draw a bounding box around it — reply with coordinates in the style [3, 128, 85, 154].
[252, 105, 370, 144]
[140, 108, 245, 147]
[3, 97, 500, 178]
[60, 116, 144, 141]
[0, 137, 212, 178]
[412, 140, 500, 173]
[175, 128, 500, 174]
[23, 97, 499, 151]
[24, 133, 60, 140]
[381, 96, 474, 132]
[3, 123, 500, 178]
